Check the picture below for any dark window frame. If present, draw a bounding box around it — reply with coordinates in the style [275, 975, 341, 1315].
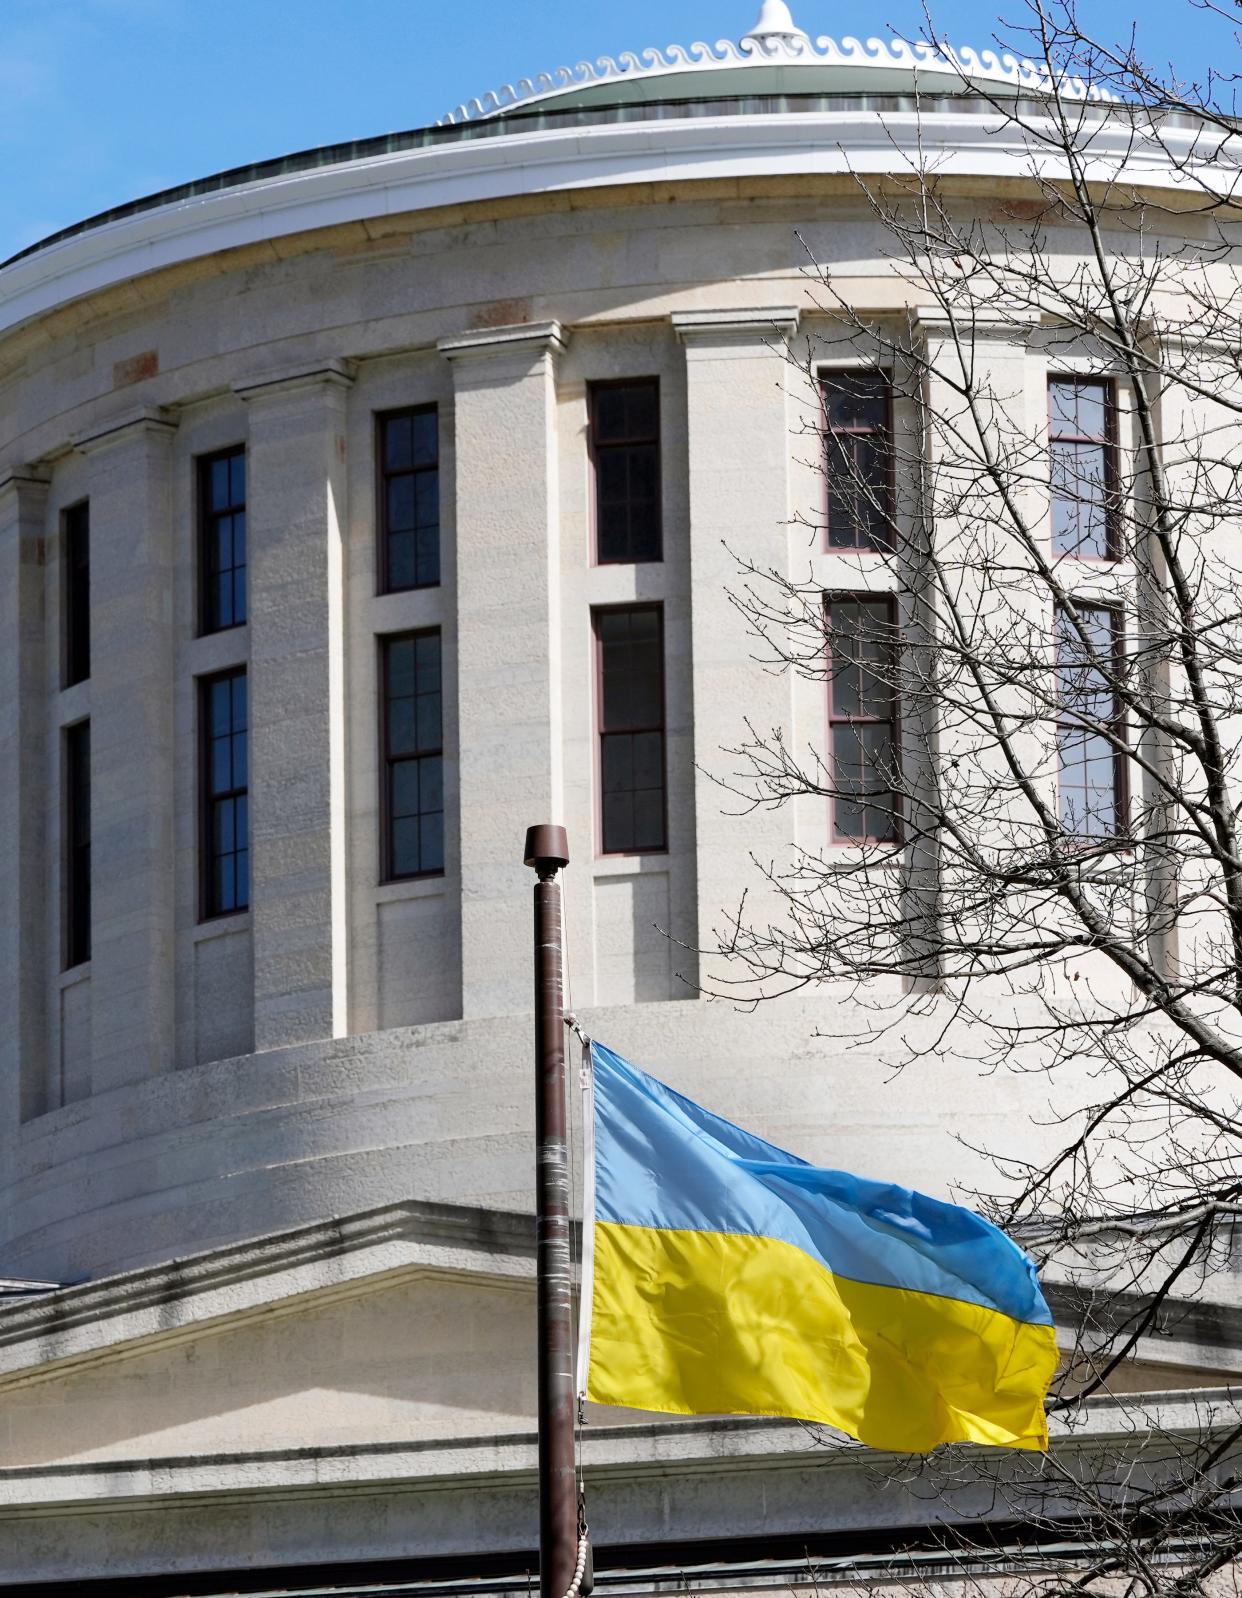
[588, 377, 663, 565]
[1055, 602, 1129, 845]
[820, 369, 896, 553]
[197, 446, 248, 635]
[63, 719, 91, 970]
[376, 405, 441, 595]
[198, 668, 250, 922]
[593, 602, 668, 858]
[379, 629, 446, 884]
[825, 592, 903, 845]
[62, 499, 90, 689]
[1048, 376, 1120, 561]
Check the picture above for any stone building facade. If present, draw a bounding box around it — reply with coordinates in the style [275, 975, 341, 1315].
[0, 6, 1237, 1593]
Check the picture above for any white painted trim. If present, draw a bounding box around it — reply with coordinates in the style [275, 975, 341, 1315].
[0, 111, 1215, 343]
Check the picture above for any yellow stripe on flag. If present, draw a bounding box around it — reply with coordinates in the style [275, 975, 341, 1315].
[587, 1220, 1057, 1452]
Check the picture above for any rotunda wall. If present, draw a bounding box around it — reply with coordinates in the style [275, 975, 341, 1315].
[0, 181, 1217, 1280]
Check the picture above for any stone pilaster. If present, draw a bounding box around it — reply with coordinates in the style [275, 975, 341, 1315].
[236, 360, 353, 1050]
[672, 310, 799, 987]
[0, 470, 50, 1124]
[76, 409, 178, 1093]
[439, 322, 566, 1019]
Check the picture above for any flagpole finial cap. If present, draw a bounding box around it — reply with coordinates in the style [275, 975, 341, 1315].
[524, 824, 570, 875]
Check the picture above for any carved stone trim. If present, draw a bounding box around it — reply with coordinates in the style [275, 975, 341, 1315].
[232, 357, 357, 401]
[672, 307, 800, 345]
[439, 31, 1113, 126]
[438, 320, 567, 362]
[0, 468, 50, 507]
[71, 406, 177, 455]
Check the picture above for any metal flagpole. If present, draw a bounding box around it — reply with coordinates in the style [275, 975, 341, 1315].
[523, 824, 578, 1598]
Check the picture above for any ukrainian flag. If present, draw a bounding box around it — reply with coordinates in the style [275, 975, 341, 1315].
[579, 1042, 1058, 1453]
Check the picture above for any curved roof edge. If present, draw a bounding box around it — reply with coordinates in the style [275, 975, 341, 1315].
[0, 105, 1204, 347]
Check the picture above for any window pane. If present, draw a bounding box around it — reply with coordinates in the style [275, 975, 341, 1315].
[412, 410, 438, 468]
[202, 669, 248, 916]
[384, 414, 413, 471]
[420, 755, 444, 816]
[1057, 607, 1122, 839]
[824, 383, 891, 551]
[631, 729, 663, 790]
[201, 450, 246, 633]
[383, 634, 444, 879]
[602, 791, 635, 854]
[1052, 440, 1109, 557]
[387, 533, 415, 592]
[387, 476, 415, 533]
[64, 502, 91, 688]
[415, 471, 439, 528]
[390, 816, 418, 877]
[593, 383, 661, 563]
[420, 811, 445, 874]
[633, 789, 664, 852]
[602, 732, 634, 794]
[381, 411, 440, 592]
[416, 692, 441, 753]
[824, 371, 887, 431]
[597, 609, 667, 853]
[210, 455, 230, 509]
[392, 759, 420, 819]
[389, 699, 416, 757]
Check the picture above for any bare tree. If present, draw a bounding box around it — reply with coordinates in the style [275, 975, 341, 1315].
[712, 1, 1242, 1588]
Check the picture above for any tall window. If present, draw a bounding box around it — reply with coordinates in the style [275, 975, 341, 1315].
[596, 606, 666, 854]
[1057, 605, 1126, 841]
[590, 379, 662, 564]
[199, 448, 247, 633]
[826, 596, 900, 842]
[63, 500, 90, 688]
[200, 670, 249, 918]
[64, 721, 91, 969]
[822, 371, 893, 551]
[379, 408, 440, 592]
[1049, 378, 1116, 558]
[381, 632, 444, 880]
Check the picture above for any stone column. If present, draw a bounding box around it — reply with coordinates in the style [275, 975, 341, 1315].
[236, 360, 353, 1050]
[0, 470, 50, 1124]
[439, 322, 566, 1019]
[672, 310, 799, 987]
[76, 408, 178, 1093]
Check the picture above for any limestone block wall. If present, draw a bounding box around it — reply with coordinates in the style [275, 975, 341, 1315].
[0, 183, 1181, 1282]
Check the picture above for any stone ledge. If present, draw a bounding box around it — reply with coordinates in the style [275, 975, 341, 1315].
[0, 1198, 535, 1383]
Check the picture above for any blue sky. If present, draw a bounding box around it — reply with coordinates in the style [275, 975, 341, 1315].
[0, 0, 1233, 263]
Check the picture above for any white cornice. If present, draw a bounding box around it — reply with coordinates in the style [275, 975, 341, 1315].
[0, 110, 1214, 346]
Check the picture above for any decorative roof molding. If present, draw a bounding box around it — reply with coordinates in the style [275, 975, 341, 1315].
[437, 27, 1114, 126]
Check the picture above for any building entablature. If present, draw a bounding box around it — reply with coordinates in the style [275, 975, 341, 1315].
[0, 3, 1228, 350]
